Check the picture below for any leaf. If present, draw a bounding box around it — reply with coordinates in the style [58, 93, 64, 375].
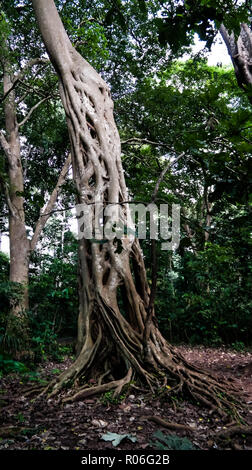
[101, 432, 137, 447]
[137, 0, 147, 15]
[149, 431, 196, 450]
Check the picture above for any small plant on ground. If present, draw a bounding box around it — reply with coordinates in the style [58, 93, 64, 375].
[16, 412, 25, 423]
[100, 390, 126, 405]
[0, 353, 29, 378]
[231, 341, 245, 352]
[149, 430, 196, 450]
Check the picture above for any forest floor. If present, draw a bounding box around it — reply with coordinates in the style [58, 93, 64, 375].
[0, 345, 251, 451]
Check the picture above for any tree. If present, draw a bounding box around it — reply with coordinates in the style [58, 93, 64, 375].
[219, 23, 252, 104]
[0, 5, 71, 343]
[30, 0, 244, 416]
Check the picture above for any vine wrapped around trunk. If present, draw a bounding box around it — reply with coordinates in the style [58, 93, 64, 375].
[32, 0, 245, 419]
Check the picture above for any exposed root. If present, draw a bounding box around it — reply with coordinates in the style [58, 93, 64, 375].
[31, 301, 246, 421]
[32, 320, 246, 421]
[34, 343, 246, 423]
[36, 378, 57, 400]
[145, 416, 196, 433]
[0, 426, 22, 438]
[151, 342, 244, 419]
[215, 425, 252, 439]
[22, 385, 46, 397]
[62, 368, 132, 403]
[98, 369, 111, 386]
[113, 367, 133, 396]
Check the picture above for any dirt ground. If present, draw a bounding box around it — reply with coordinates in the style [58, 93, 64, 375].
[0, 345, 251, 451]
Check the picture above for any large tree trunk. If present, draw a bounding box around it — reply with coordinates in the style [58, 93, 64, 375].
[220, 23, 252, 105]
[32, 0, 243, 416]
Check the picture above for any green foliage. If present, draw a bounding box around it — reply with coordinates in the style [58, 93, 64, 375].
[51, 368, 61, 375]
[0, 218, 78, 363]
[0, 310, 29, 355]
[100, 391, 126, 405]
[0, 253, 23, 319]
[231, 341, 246, 352]
[24, 222, 79, 362]
[149, 430, 196, 450]
[154, 0, 250, 53]
[16, 412, 25, 423]
[0, 353, 29, 378]
[28, 317, 58, 362]
[24, 372, 48, 386]
[155, 241, 251, 346]
[118, 59, 251, 348]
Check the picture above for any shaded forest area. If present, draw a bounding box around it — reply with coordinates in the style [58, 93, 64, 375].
[0, 0, 251, 454]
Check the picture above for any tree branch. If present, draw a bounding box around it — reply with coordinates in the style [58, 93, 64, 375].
[18, 80, 53, 99]
[0, 58, 49, 104]
[0, 79, 19, 104]
[15, 58, 49, 81]
[30, 153, 71, 251]
[121, 137, 173, 151]
[152, 152, 185, 202]
[18, 95, 51, 128]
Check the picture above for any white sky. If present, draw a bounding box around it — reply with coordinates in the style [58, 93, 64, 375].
[1, 235, 9, 254]
[0, 35, 231, 255]
[192, 33, 231, 66]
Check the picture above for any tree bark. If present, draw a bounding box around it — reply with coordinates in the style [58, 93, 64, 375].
[0, 42, 71, 350]
[32, 0, 244, 418]
[220, 23, 252, 104]
[2, 54, 30, 323]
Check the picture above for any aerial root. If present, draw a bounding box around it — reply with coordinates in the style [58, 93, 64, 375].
[113, 367, 133, 396]
[62, 368, 133, 403]
[186, 379, 241, 418]
[29, 317, 246, 422]
[189, 390, 218, 414]
[33, 354, 244, 421]
[98, 369, 111, 386]
[160, 360, 244, 419]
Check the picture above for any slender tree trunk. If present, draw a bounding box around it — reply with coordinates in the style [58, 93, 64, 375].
[0, 51, 71, 351]
[32, 0, 243, 417]
[3, 61, 30, 329]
